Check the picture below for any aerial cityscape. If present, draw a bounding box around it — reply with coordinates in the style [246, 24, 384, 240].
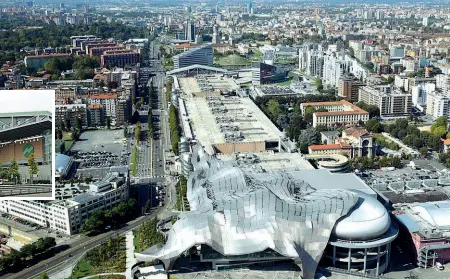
[1, 0, 450, 278]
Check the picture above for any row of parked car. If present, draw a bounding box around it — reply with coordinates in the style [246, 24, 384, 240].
[1, 213, 42, 229]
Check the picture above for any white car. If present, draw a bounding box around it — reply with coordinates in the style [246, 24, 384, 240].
[436, 262, 444, 270]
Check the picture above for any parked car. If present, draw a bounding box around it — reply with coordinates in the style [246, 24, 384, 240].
[436, 262, 444, 270]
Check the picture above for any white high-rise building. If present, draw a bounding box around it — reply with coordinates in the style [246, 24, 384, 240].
[427, 91, 449, 120]
[375, 10, 384, 20]
[423, 16, 429, 27]
[299, 43, 369, 87]
[436, 74, 450, 97]
[412, 83, 434, 107]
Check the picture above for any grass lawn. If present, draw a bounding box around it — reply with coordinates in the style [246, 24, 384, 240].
[62, 132, 73, 140]
[215, 54, 250, 66]
[64, 140, 74, 151]
[277, 80, 292, 86]
[67, 259, 94, 279]
[130, 146, 139, 176]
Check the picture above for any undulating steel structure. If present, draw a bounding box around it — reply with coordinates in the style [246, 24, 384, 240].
[136, 145, 395, 278]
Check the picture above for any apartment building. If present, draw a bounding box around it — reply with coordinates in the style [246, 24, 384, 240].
[55, 104, 88, 129]
[105, 68, 138, 86]
[116, 95, 132, 126]
[300, 100, 369, 128]
[412, 83, 434, 107]
[173, 44, 213, 69]
[338, 76, 365, 103]
[100, 51, 140, 68]
[87, 104, 105, 127]
[426, 91, 449, 120]
[358, 85, 412, 117]
[82, 41, 117, 55]
[89, 46, 125, 57]
[85, 96, 114, 123]
[436, 74, 450, 97]
[55, 87, 77, 99]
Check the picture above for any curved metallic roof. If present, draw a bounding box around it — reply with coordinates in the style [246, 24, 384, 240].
[55, 153, 72, 174]
[412, 201, 450, 228]
[135, 145, 387, 278]
[333, 191, 390, 241]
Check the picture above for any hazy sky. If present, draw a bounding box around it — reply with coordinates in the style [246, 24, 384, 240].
[0, 90, 53, 114]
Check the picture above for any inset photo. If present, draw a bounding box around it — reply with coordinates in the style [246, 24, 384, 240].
[0, 90, 55, 199]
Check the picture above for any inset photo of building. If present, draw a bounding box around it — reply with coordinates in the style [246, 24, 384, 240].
[0, 90, 54, 199]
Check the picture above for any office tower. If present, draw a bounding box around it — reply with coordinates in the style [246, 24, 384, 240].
[185, 21, 195, 42]
[247, 1, 252, 14]
[185, 6, 192, 13]
[173, 44, 213, 69]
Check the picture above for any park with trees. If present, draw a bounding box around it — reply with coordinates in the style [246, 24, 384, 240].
[134, 218, 164, 253]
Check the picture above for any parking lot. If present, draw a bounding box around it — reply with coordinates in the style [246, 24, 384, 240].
[71, 130, 128, 178]
[74, 151, 119, 168]
[0, 213, 80, 246]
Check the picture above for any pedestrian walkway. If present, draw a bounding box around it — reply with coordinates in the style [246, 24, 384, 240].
[79, 273, 125, 279]
[125, 231, 137, 279]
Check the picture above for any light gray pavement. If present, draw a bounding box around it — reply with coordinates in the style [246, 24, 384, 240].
[79, 273, 125, 279]
[381, 132, 420, 156]
[126, 231, 137, 279]
[49, 252, 86, 279]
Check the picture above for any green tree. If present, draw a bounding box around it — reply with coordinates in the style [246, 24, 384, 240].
[315, 78, 323, 91]
[81, 210, 107, 233]
[432, 126, 447, 138]
[135, 122, 141, 144]
[8, 158, 20, 183]
[27, 153, 38, 183]
[297, 127, 321, 152]
[420, 146, 428, 156]
[40, 273, 49, 279]
[267, 99, 281, 119]
[365, 118, 382, 133]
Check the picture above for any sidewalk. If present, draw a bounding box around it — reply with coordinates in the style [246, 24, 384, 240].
[125, 231, 137, 279]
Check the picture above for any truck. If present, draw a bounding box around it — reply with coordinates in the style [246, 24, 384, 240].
[410, 161, 416, 170]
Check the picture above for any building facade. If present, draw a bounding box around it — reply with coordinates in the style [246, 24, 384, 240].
[173, 44, 213, 69]
[300, 100, 369, 128]
[55, 104, 88, 129]
[100, 51, 140, 68]
[338, 76, 365, 103]
[426, 91, 449, 120]
[0, 172, 129, 235]
[358, 85, 412, 117]
[87, 104, 106, 127]
[251, 62, 288, 85]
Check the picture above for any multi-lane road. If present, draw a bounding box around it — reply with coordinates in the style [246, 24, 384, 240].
[2, 207, 162, 279]
[3, 40, 174, 279]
